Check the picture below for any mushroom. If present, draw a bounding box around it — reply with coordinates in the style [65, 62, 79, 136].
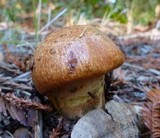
[31, 25, 124, 119]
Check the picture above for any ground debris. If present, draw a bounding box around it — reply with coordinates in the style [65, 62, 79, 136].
[0, 92, 52, 112]
[0, 90, 52, 128]
[109, 36, 160, 104]
[143, 89, 160, 138]
[49, 118, 63, 138]
[0, 44, 54, 138]
[0, 31, 159, 137]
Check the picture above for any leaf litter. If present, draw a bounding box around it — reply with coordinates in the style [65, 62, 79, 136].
[0, 31, 160, 137]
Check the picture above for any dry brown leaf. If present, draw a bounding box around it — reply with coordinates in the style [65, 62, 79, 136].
[27, 109, 38, 127]
[0, 96, 27, 126]
[143, 89, 160, 138]
[15, 107, 28, 126]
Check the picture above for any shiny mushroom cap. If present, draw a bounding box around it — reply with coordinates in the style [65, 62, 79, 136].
[32, 25, 124, 94]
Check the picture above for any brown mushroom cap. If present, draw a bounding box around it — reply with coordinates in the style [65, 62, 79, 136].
[32, 25, 124, 94]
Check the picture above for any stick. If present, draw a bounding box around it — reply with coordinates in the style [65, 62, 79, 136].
[38, 8, 67, 34]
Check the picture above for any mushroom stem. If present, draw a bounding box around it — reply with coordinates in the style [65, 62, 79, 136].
[47, 76, 105, 119]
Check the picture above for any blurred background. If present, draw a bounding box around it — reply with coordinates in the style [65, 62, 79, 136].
[0, 0, 160, 44]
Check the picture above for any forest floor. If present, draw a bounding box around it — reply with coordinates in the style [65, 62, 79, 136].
[0, 22, 160, 137]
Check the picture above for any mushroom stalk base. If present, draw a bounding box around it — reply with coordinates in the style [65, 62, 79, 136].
[47, 76, 105, 119]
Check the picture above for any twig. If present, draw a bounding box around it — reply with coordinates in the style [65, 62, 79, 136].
[46, 7, 51, 32]
[2, 81, 32, 91]
[148, 68, 160, 76]
[0, 92, 52, 111]
[0, 62, 21, 74]
[13, 71, 31, 79]
[34, 110, 43, 138]
[37, 0, 42, 33]
[124, 62, 160, 76]
[123, 62, 144, 70]
[5, 131, 14, 138]
[79, 26, 88, 38]
[127, 82, 145, 92]
[38, 8, 67, 34]
[16, 42, 35, 52]
[49, 118, 63, 138]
